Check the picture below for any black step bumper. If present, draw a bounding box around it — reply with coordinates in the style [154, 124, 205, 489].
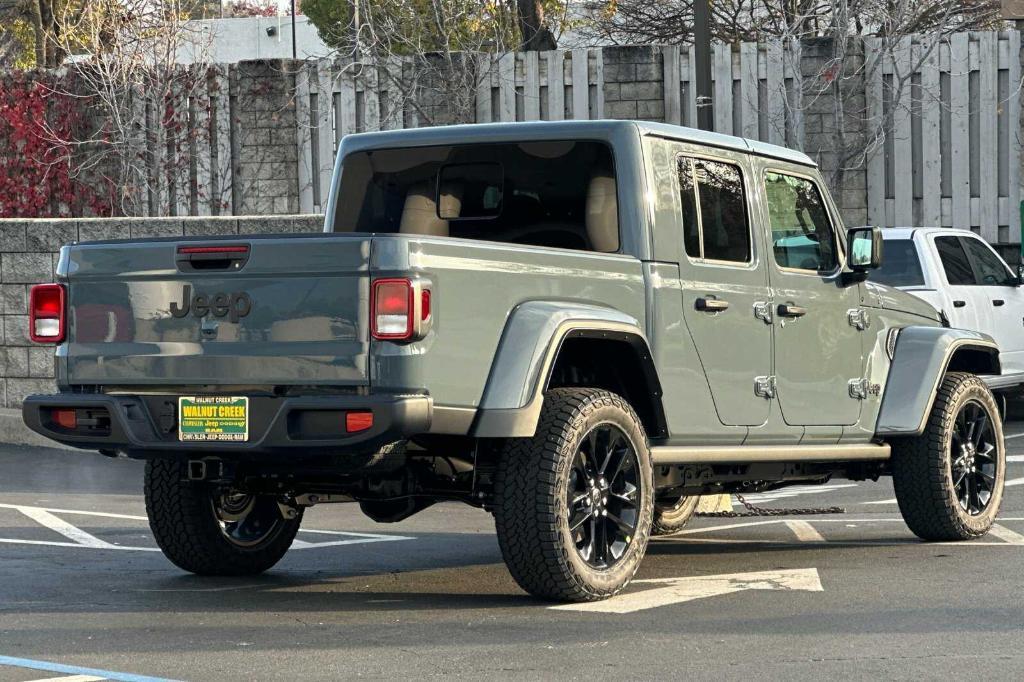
[22, 393, 431, 459]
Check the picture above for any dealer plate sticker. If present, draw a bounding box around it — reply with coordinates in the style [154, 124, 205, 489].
[178, 396, 249, 442]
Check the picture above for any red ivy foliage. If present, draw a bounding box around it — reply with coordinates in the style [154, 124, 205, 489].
[0, 73, 113, 217]
[228, 0, 280, 18]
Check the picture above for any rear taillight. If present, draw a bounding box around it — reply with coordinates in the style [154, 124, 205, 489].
[29, 283, 66, 343]
[372, 279, 414, 339]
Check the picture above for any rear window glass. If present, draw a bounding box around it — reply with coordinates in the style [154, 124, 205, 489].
[332, 140, 619, 252]
[869, 239, 925, 287]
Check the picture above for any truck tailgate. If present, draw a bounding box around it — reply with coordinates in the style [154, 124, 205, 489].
[61, 234, 370, 387]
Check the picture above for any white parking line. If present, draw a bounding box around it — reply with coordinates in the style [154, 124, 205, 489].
[864, 498, 897, 505]
[988, 524, 1024, 546]
[16, 506, 125, 550]
[1007, 477, 1024, 487]
[1007, 455, 1024, 462]
[23, 675, 106, 682]
[785, 520, 825, 542]
[1004, 432, 1024, 440]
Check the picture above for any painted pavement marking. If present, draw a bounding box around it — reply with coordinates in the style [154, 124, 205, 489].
[0, 655, 178, 682]
[549, 568, 823, 614]
[785, 520, 826, 542]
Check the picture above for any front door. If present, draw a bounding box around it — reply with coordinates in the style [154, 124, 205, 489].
[760, 167, 864, 426]
[678, 153, 772, 426]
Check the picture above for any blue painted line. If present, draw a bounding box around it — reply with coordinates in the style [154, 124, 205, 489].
[0, 654, 180, 682]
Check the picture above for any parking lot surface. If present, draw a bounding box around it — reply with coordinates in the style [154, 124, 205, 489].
[2, 427, 1024, 680]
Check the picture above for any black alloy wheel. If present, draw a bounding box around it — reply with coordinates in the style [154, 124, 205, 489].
[950, 400, 998, 516]
[567, 423, 641, 569]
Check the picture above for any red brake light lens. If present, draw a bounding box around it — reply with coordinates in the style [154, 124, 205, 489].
[372, 279, 413, 340]
[29, 284, 66, 343]
[53, 408, 77, 430]
[345, 411, 374, 433]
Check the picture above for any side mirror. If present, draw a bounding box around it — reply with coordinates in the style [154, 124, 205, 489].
[848, 226, 883, 272]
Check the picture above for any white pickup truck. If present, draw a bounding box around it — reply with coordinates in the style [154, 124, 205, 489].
[872, 227, 1024, 392]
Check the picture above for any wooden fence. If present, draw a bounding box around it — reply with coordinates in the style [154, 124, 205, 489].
[865, 32, 1022, 243]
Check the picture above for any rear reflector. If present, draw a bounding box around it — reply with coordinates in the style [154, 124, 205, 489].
[346, 411, 374, 433]
[29, 284, 66, 343]
[372, 279, 414, 340]
[53, 408, 77, 430]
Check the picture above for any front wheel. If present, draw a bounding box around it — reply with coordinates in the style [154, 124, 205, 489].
[891, 372, 1005, 541]
[493, 388, 654, 602]
[144, 459, 302, 575]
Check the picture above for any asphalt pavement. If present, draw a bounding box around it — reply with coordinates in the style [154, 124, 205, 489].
[1, 426, 1024, 680]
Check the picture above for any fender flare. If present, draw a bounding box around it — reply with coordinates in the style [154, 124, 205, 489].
[875, 326, 1000, 437]
[470, 301, 660, 438]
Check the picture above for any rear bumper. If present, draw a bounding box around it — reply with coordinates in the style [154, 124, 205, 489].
[22, 392, 431, 459]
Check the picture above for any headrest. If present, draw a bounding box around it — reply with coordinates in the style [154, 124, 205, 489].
[585, 173, 619, 252]
[399, 182, 460, 237]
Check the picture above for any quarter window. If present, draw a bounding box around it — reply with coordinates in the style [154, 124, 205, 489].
[764, 172, 838, 272]
[935, 236, 976, 285]
[679, 157, 751, 263]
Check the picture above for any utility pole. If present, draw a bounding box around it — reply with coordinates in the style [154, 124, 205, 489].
[693, 0, 713, 131]
[290, 0, 297, 59]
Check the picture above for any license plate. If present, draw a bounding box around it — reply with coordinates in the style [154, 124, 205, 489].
[178, 396, 249, 442]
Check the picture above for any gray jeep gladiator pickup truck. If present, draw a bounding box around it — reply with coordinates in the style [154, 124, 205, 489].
[24, 121, 1008, 602]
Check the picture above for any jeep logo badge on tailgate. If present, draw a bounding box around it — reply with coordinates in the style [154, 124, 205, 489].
[170, 285, 252, 323]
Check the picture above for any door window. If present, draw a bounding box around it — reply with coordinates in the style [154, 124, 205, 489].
[679, 157, 751, 263]
[962, 237, 1014, 286]
[764, 172, 838, 272]
[934, 236, 976, 285]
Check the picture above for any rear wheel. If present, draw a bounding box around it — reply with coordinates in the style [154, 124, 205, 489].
[891, 372, 1005, 541]
[493, 388, 654, 602]
[144, 459, 302, 575]
[651, 495, 700, 535]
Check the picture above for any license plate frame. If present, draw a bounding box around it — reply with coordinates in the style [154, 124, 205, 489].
[178, 396, 249, 442]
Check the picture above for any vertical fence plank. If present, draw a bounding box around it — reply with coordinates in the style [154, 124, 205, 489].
[950, 33, 971, 231]
[475, 54, 493, 122]
[336, 62, 357, 140]
[524, 51, 541, 121]
[545, 51, 564, 120]
[363, 65, 381, 132]
[212, 65, 232, 216]
[686, 45, 698, 126]
[766, 42, 785, 145]
[315, 60, 335, 209]
[713, 43, 732, 134]
[381, 57, 403, 131]
[1008, 31, 1021, 242]
[920, 40, 942, 226]
[979, 32, 999, 242]
[171, 75, 190, 217]
[663, 45, 682, 125]
[788, 38, 804, 149]
[193, 68, 213, 216]
[295, 62, 315, 214]
[572, 49, 589, 119]
[739, 42, 758, 139]
[593, 49, 605, 118]
[498, 52, 516, 121]
[865, 37, 886, 228]
[892, 37, 914, 226]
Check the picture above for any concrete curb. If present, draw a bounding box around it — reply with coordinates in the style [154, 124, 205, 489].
[0, 407, 71, 449]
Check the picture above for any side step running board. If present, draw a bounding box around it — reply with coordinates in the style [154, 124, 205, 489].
[650, 443, 891, 465]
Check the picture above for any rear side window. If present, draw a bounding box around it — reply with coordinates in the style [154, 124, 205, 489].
[869, 239, 925, 287]
[679, 157, 751, 263]
[332, 140, 619, 253]
[764, 172, 837, 272]
[962, 237, 1014, 286]
[935, 236, 976, 285]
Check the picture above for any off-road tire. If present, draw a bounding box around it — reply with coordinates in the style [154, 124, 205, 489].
[891, 372, 1005, 541]
[652, 495, 700, 535]
[493, 388, 654, 602]
[144, 459, 302, 575]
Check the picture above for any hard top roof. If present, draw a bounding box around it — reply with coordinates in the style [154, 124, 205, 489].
[339, 120, 816, 168]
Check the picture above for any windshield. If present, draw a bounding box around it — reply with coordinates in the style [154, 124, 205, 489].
[870, 239, 925, 287]
[332, 140, 619, 252]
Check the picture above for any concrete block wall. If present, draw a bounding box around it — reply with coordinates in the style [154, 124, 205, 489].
[0, 216, 323, 407]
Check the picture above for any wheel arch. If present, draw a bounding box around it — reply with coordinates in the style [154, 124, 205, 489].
[876, 326, 1000, 437]
[470, 301, 665, 438]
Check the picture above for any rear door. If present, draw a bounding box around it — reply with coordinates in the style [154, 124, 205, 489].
[678, 152, 772, 427]
[64, 234, 371, 387]
[931, 234, 985, 334]
[760, 165, 863, 426]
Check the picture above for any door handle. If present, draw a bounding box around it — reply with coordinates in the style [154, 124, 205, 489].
[777, 303, 807, 318]
[953, 300, 966, 308]
[695, 297, 730, 312]
[993, 299, 1005, 307]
